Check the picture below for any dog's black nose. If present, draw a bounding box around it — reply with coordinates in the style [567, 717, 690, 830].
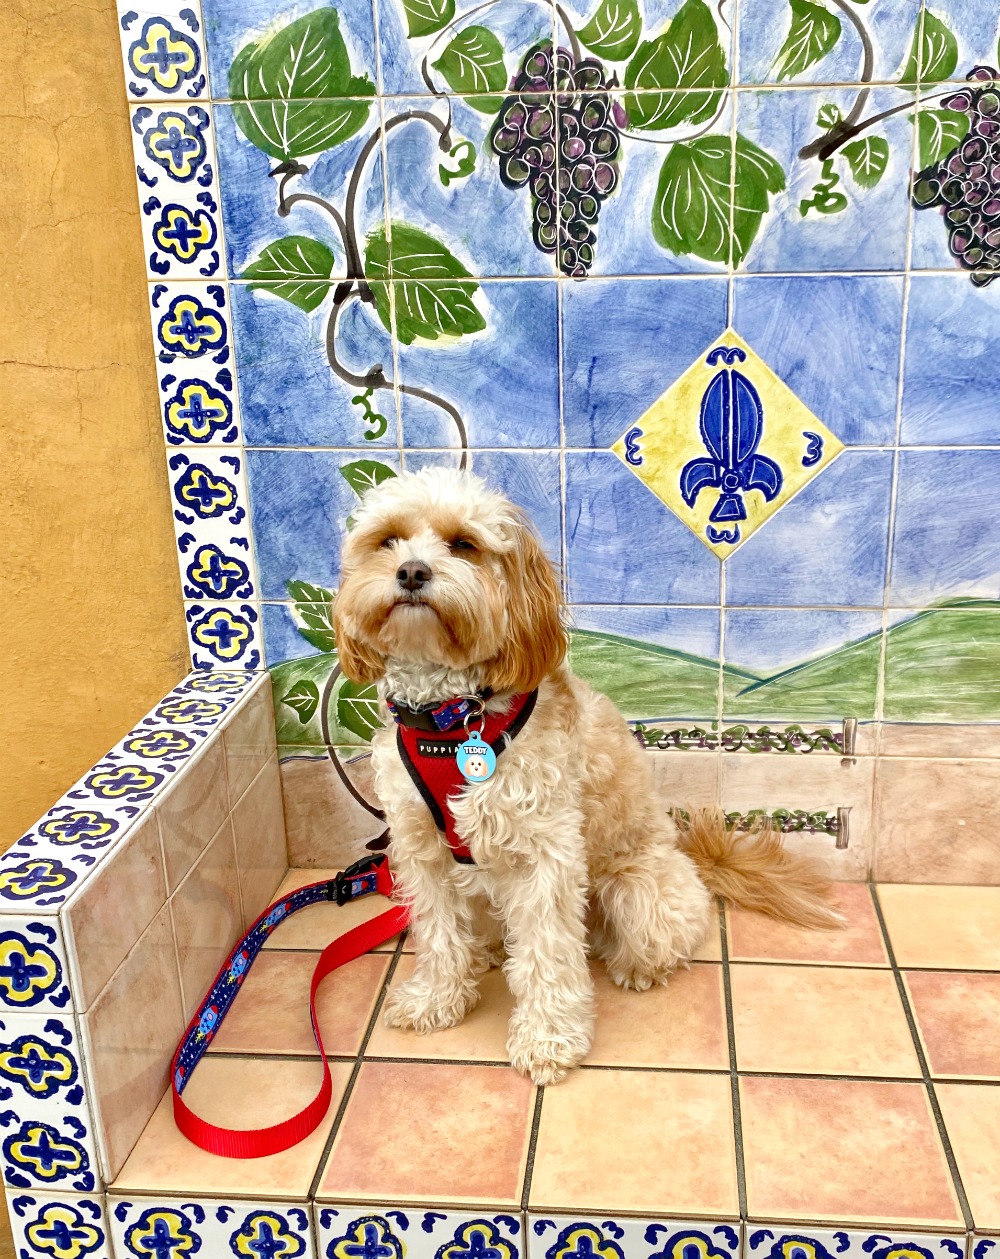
[396, 559, 431, 592]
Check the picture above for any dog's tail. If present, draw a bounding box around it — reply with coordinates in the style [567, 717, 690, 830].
[674, 806, 845, 930]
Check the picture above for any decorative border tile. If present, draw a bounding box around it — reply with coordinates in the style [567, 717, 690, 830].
[138, 178, 224, 281]
[317, 1207, 522, 1259]
[0, 1014, 100, 1193]
[185, 602, 262, 670]
[167, 449, 255, 601]
[745, 1227, 965, 1259]
[0, 921, 72, 1013]
[527, 1215, 742, 1259]
[117, 5, 208, 102]
[7, 1190, 112, 1259]
[108, 1195, 315, 1258]
[634, 723, 848, 756]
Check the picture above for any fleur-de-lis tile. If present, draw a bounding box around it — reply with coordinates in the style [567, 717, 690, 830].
[612, 330, 844, 558]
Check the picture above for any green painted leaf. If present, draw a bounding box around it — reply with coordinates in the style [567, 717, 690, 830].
[772, 0, 841, 83]
[364, 223, 486, 345]
[287, 579, 334, 604]
[578, 0, 642, 61]
[432, 26, 507, 109]
[282, 678, 320, 724]
[337, 676, 382, 741]
[841, 134, 889, 188]
[817, 102, 842, 129]
[624, 0, 728, 131]
[228, 8, 374, 159]
[899, 10, 958, 86]
[915, 107, 971, 167]
[339, 460, 398, 498]
[241, 236, 336, 312]
[403, 0, 455, 38]
[652, 132, 784, 265]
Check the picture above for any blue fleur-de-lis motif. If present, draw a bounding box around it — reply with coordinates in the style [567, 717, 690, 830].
[679, 345, 783, 546]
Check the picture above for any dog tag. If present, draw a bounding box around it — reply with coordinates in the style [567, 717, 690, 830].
[457, 732, 496, 783]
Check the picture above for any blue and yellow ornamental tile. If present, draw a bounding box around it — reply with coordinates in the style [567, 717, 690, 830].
[0, 1031, 78, 1100]
[186, 604, 260, 670]
[0, 925, 70, 1009]
[156, 293, 227, 359]
[229, 1209, 306, 1258]
[163, 378, 234, 443]
[2, 1119, 93, 1190]
[171, 460, 239, 518]
[121, 12, 205, 99]
[0, 859, 77, 907]
[613, 330, 844, 558]
[326, 1215, 406, 1259]
[123, 1207, 202, 1258]
[35, 810, 120, 847]
[544, 1222, 625, 1259]
[138, 107, 210, 183]
[11, 1195, 109, 1259]
[437, 1220, 518, 1259]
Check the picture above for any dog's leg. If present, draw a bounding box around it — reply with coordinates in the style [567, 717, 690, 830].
[593, 841, 713, 990]
[492, 831, 595, 1086]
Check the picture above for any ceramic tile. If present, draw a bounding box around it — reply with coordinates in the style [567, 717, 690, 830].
[317, 1061, 535, 1204]
[395, 283, 560, 448]
[890, 452, 1000, 607]
[561, 277, 728, 449]
[108, 1197, 315, 1259]
[150, 279, 232, 363]
[880, 724, 1000, 758]
[137, 176, 224, 281]
[735, 89, 912, 273]
[877, 884, 1000, 969]
[63, 813, 167, 1012]
[936, 1083, 1000, 1231]
[727, 883, 888, 966]
[231, 756, 287, 927]
[169, 817, 243, 1019]
[873, 757, 1000, 884]
[155, 734, 228, 893]
[906, 971, 1000, 1080]
[527, 1216, 741, 1259]
[165, 447, 256, 603]
[119, 6, 209, 101]
[80, 904, 184, 1182]
[973, 1240, 999, 1259]
[0, 919, 73, 1014]
[883, 607, 1000, 723]
[157, 354, 242, 447]
[130, 99, 219, 204]
[278, 751, 390, 871]
[317, 1207, 523, 1259]
[731, 964, 919, 1077]
[113, 1056, 353, 1197]
[530, 1069, 737, 1215]
[184, 600, 263, 671]
[745, 1228, 966, 1259]
[740, 1076, 961, 1226]
[223, 676, 275, 803]
[207, 949, 388, 1056]
[262, 868, 404, 953]
[647, 749, 721, 812]
[0, 1012, 101, 1195]
[7, 1192, 113, 1259]
[567, 608, 722, 720]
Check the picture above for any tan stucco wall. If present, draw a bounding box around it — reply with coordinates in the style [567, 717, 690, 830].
[1, 0, 189, 854]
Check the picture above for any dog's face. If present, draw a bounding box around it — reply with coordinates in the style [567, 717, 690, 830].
[462, 754, 490, 780]
[334, 468, 565, 691]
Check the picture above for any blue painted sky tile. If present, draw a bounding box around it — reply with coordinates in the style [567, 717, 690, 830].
[561, 277, 729, 448]
[902, 274, 1000, 444]
[572, 604, 721, 658]
[733, 274, 903, 446]
[230, 282, 397, 446]
[247, 450, 401, 597]
[736, 88, 912, 273]
[890, 449, 1000, 605]
[724, 608, 883, 678]
[725, 450, 894, 607]
[565, 451, 722, 604]
[396, 280, 559, 447]
[262, 601, 324, 665]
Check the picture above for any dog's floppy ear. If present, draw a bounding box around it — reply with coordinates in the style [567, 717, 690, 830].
[488, 517, 566, 693]
[332, 595, 385, 685]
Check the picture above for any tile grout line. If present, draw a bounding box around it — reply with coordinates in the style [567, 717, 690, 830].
[718, 898, 749, 1221]
[520, 1086, 547, 1213]
[306, 929, 409, 1201]
[867, 883, 975, 1234]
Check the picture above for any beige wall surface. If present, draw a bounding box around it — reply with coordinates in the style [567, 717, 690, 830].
[0, 0, 189, 857]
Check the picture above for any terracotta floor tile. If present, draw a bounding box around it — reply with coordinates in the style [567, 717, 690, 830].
[906, 972, 1000, 1080]
[366, 957, 511, 1061]
[740, 1076, 961, 1226]
[693, 914, 723, 961]
[587, 962, 728, 1069]
[318, 1061, 535, 1205]
[936, 1083, 1000, 1230]
[878, 885, 1000, 970]
[732, 964, 920, 1077]
[727, 883, 888, 966]
[264, 868, 405, 952]
[530, 1069, 737, 1215]
[113, 1056, 352, 1198]
[206, 951, 389, 1057]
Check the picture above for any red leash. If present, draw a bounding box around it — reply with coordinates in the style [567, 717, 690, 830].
[171, 855, 407, 1158]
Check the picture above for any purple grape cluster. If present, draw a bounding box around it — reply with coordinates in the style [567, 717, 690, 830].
[912, 66, 1000, 287]
[488, 41, 625, 278]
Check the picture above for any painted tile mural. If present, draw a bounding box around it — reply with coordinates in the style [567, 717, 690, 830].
[115, 0, 1000, 759]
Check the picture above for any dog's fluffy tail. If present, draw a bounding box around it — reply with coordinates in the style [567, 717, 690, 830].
[674, 806, 845, 930]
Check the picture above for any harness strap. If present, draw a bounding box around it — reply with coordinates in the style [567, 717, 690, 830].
[171, 855, 407, 1158]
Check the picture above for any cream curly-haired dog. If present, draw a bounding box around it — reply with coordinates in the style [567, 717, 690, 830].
[334, 467, 838, 1085]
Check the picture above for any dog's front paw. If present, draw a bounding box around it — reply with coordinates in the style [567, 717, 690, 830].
[382, 976, 479, 1034]
[506, 1019, 591, 1085]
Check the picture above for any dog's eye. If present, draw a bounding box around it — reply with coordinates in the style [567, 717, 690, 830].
[449, 538, 476, 553]
[379, 535, 398, 550]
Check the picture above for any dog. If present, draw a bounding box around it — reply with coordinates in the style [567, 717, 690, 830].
[333, 467, 840, 1085]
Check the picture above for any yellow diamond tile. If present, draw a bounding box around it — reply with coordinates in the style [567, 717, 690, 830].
[612, 329, 844, 558]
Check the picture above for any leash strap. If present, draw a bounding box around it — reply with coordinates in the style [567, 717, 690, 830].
[170, 854, 407, 1159]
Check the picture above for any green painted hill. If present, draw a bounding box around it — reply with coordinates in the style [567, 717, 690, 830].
[883, 600, 1000, 720]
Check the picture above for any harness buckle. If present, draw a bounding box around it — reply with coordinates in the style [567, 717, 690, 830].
[328, 854, 387, 906]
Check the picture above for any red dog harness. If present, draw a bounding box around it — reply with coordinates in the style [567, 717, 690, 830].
[389, 690, 538, 863]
